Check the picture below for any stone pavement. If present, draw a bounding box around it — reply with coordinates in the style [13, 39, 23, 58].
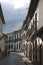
[0, 52, 33, 65]
[16, 52, 33, 65]
[0, 52, 26, 65]
[0, 53, 3, 60]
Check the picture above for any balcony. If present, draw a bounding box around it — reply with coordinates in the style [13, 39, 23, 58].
[6, 38, 22, 43]
[22, 24, 35, 41]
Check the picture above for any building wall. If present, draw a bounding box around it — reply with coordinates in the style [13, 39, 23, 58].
[0, 38, 5, 52]
[22, 0, 43, 64]
[41, 42, 43, 65]
[25, 0, 43, 63]
[37, 1, 43, 65]
[37, 38, 43, 65]
[26, 41, 32, 60]
[22, 40, 33, 60]
[0, 17, 4, 52]
[38, 0, 43, 30]
[5, 42, 21, 52]
[0, 18, 3, 34]
[5, 30, 22, 52]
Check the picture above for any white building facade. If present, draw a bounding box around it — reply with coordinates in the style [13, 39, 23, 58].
[5, 29, 22, 52]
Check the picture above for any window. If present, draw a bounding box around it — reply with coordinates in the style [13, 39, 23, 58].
[7, 45, 9, 49]
[35, 13, 37, 31]
[6, 45, 7, 49]
[16, 34, 17, 39]
[0, 36, 2, 40]
[11, 44, 13, 49]
[14, 35, 16, 42]
[33, 19, 35, 30]
[12, 36, 13, 41]
[17, 44, 18, 49]
[18, 33, 20, 38]
[17, 34, 18, 41]
[13, 36, 15, 41]
[9, 45, 10, 48]
[9, 36, 11, 41]
[8, 36, 9, 41]
[20, 32, 21, 39]
[28, 23, 31, 29]
[19, 43, 21, 49]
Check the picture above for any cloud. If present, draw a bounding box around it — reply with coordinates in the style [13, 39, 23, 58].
[11, 0, 30, 9]
[3, 8, 27, 34]
[1, 0, 31, 34]
[0, 0, 10, 3]
[0, 0, 30, 9]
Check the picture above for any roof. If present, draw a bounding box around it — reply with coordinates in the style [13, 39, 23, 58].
[27, 0, 39, 19]
[22, 17, 30, 30]
[2, 33, 7, 38]
[0, 4, 5, 24]
[22, 0, 39, 30]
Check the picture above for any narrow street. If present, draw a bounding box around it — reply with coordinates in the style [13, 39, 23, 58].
[0, 52, 26, 65]
[0, 0, 43, 65]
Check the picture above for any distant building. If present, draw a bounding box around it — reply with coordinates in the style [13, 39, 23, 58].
[5, 29, 22, 52]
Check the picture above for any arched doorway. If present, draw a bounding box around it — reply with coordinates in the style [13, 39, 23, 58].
[32, 37, 42, 65]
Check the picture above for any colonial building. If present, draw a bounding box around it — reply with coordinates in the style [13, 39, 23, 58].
[0, 4, 6, 53]
[22, 0, 43, 65]
[5, 29, 22, 52]
[0, 34, 7, 53]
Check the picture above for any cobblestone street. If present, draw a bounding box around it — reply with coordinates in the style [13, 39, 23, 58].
[0, 0, 42, 65]
[0, 52, 26, 65]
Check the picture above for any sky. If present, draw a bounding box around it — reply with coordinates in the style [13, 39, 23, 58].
[0, 0, 30, 34]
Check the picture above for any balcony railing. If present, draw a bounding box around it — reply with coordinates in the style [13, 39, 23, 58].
[6, 38, 22, 43]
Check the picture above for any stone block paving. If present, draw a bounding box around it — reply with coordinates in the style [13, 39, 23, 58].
[17, 52, 33, 65]
[0, 52, 25, 65]
[0, 52, 33, 65]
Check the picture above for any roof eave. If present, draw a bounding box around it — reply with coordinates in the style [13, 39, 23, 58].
[0, 4, 5, 24]
[27, 0, 39, 19]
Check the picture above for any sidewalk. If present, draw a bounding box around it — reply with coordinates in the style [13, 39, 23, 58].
[0, 52, 5, 60]
[17, 52, 33, 65]
[0, 52, 2, 60]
